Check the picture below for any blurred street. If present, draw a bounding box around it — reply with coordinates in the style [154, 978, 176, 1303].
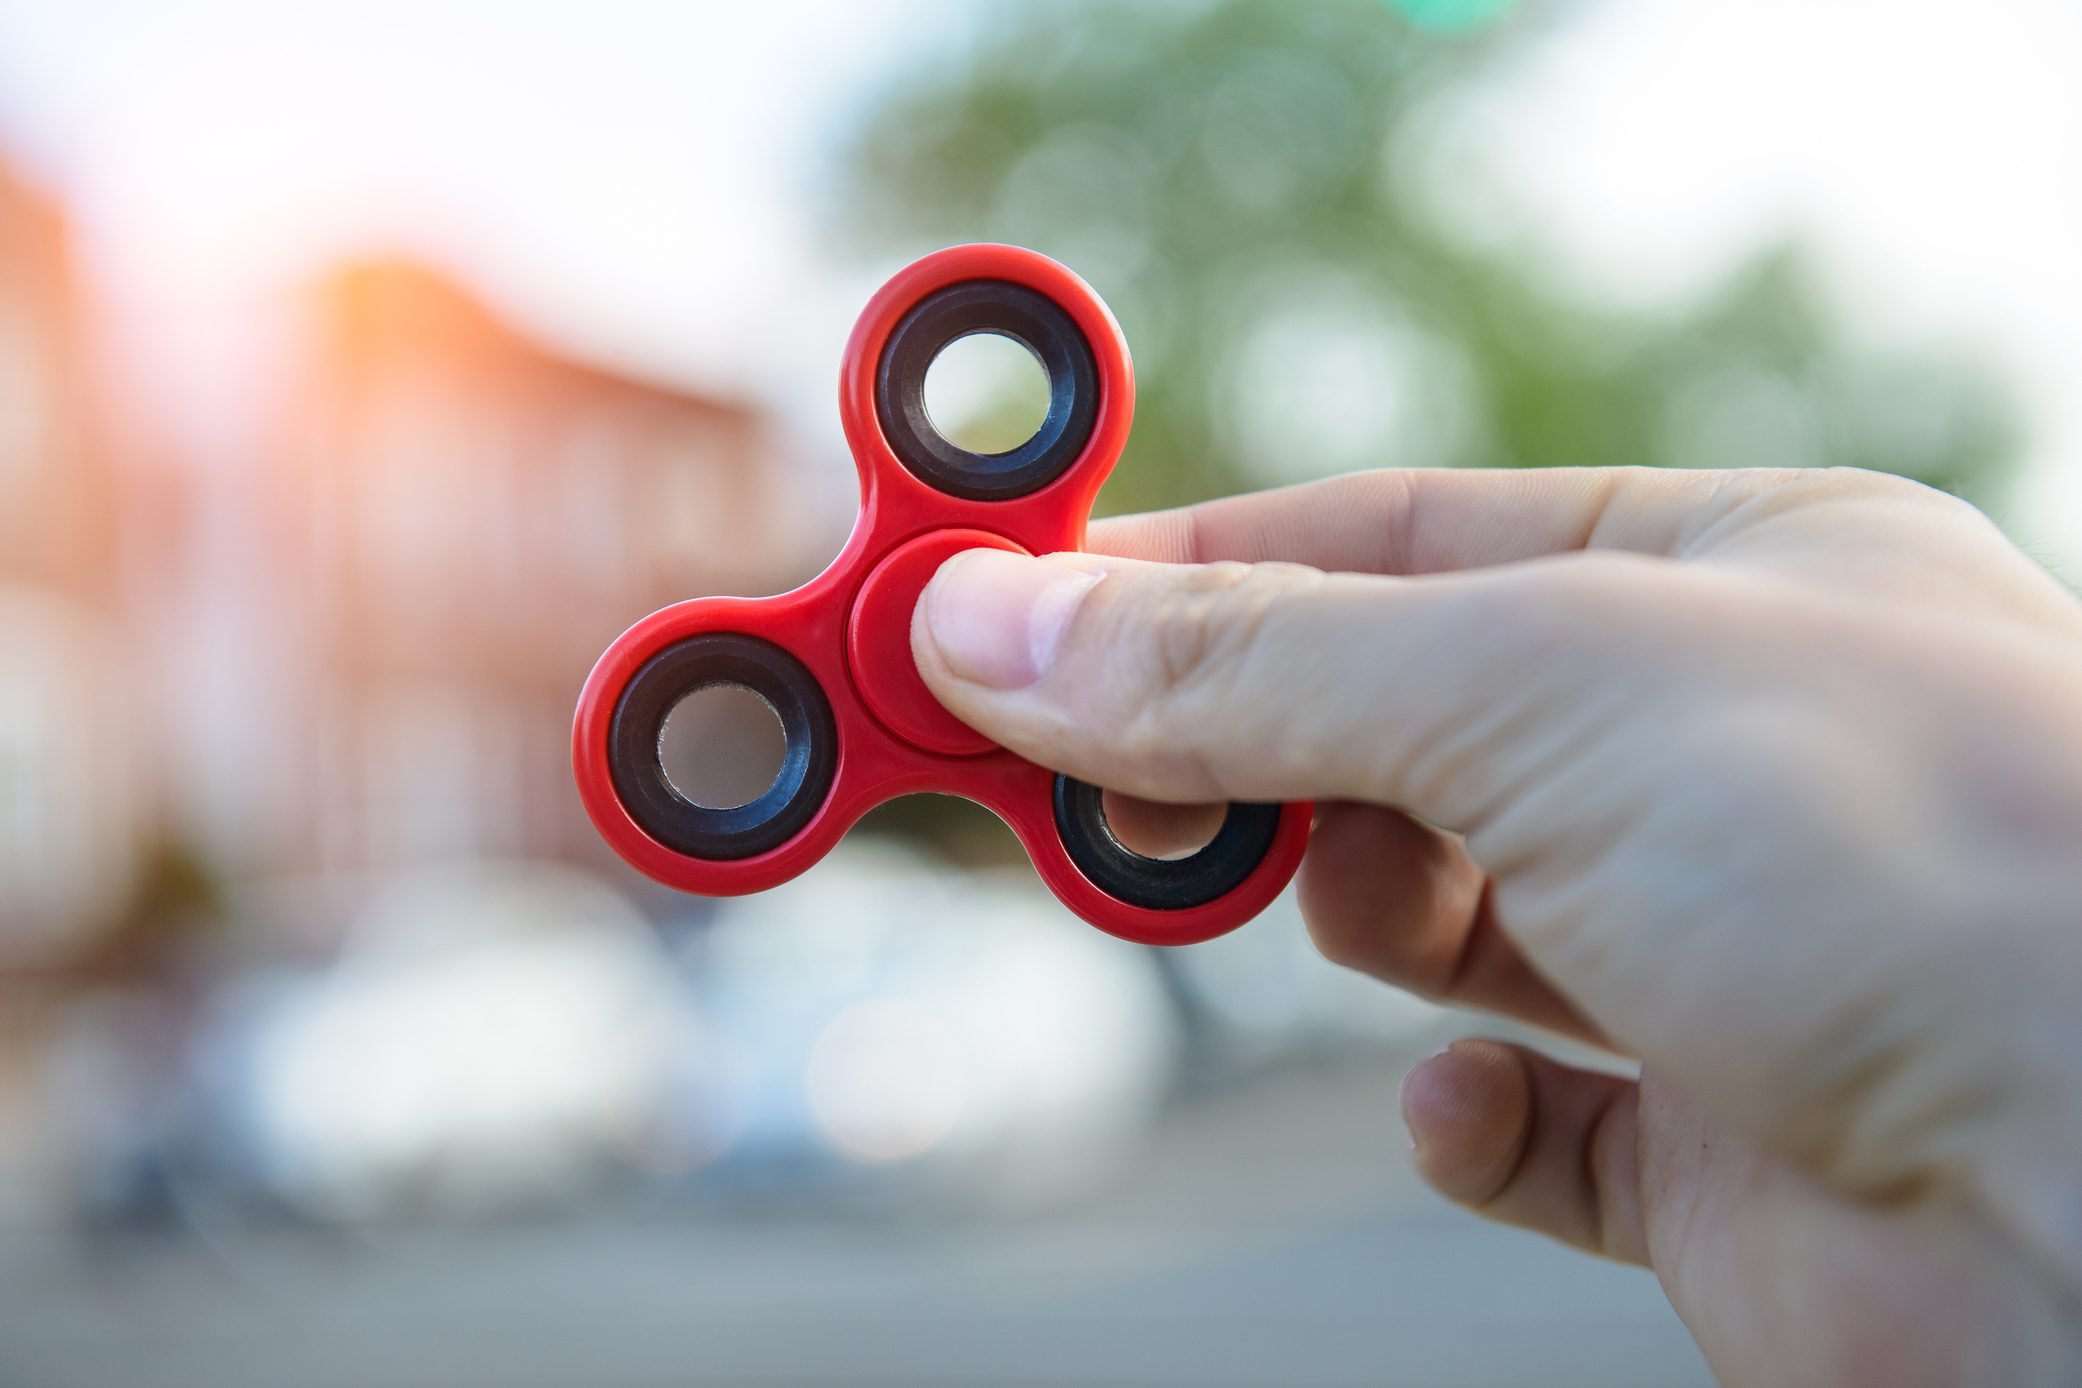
[0, 1054, 1707, 1388]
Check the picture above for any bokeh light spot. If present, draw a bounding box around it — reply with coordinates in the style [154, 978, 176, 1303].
[1384, 0, 1520, 34]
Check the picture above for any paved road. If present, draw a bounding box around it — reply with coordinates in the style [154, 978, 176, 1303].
[0, 1057, 1710, 1388]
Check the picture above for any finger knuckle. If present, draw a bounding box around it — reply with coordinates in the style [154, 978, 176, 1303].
[1111, 561, 1326, 793]
[1128, 561, 1308, 691]
[1780, 465, 1970, 516]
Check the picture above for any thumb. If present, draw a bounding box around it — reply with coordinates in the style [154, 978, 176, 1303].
[910, 547, 1637, 826]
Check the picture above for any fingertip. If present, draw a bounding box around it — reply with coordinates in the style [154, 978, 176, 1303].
[1097, 789, 1228, 860]
[915, 549, 1105, 691]
[1401, 1039, 1533, 1203]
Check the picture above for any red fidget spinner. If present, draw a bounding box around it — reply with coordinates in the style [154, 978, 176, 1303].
[571, 244, 1311, 945]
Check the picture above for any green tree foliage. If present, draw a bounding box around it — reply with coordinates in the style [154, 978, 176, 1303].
[834, 0, 2015, 517]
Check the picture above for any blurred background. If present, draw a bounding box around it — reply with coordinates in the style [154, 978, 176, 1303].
[0, 1, 2077, 1384]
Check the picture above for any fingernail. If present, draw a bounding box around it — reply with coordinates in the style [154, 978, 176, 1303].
[1399, 1071, 1423, 1155]
[923, 550, 1103, 689]
[1400, 1045, 1456, 1157]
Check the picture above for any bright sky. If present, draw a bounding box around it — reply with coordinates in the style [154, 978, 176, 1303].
[1481, 0, 2082, 574]
[0, 0, 964, 434]
[1, 0, 2077, 566]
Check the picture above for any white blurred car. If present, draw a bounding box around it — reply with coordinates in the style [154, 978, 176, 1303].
[194, 846, 1181, 1220]
[142, 837, 1430, 1226]
[669, 840, 1183, 1209]
[217, 862, 698, 1220]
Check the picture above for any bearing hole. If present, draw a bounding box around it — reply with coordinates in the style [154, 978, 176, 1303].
[658, 683, 786, 810]
[922, 331, 1050, 456]
[1099, 789, 1227, 862]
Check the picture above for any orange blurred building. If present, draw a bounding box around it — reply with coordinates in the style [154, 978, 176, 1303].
[267, 261, 812, 889]
[0, 159, 814, 933]
[0, 161, 140, 954]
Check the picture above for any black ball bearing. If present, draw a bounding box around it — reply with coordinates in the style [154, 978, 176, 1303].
[1051, 775, 1284, 912]
[875, 279, 1101, 501]
[608, 633, 837, 861]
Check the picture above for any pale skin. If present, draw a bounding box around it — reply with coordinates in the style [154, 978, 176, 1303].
[909, 466, 2082, 1385]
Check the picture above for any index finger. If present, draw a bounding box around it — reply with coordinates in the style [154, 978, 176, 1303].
[1087, 466, 1807, 574]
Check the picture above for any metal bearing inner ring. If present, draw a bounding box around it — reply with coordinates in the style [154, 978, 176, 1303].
[1051, 775, 1283, 912]
[875, 279, 1100, 501]
[609, 633, 837, 861]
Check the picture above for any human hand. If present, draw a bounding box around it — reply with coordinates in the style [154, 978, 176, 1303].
[910, 466, 2082, 1385]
